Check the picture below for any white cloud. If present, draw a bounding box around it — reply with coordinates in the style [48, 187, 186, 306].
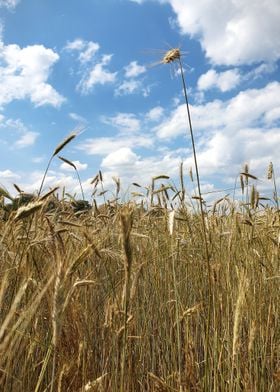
[8, 170, 80, 195]
[246, 62, 277, 80]
[101, 112, 141, 132]
[78, 135, 153, 155]
[1, 118, 24, 131]
[102, 147, 139, 167]
[142, 85, 152, 97]
[65, 39, 116, 93]
[75, 81, 280, 193]
[164, 0, 280, 65]
[30, 83, 64, 107]
[69, 112, 87, 123]
[0, 40, 64, 107]
[264, 107, 280, 123]
[64, 38, 85, 51]
[147, 80, 280, 187]
[0, 0, 20, 9]
[115, 79, 142, 96]
[183, 127, 280, 179]
[0, 118, 39, 148]
[0, 169, 20, 179]
[124, 61, 146, 78]
[65, 39, 100, 63]
[79, 41, 100, 63]
[100, 148, 181, 190]
[115, 80, 152, 97]
[197, 69, 241, 92]
[0, 168, 93, 198]
[78, 54, 117, 93]
[146, 106, 164, 121]
[60, 160, 88, 171]
[15, 131, 38, 148]
[155, 82, 280, 138]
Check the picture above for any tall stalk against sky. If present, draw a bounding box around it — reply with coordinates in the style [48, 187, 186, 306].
[162, 48, 213, 388]
[161, 49, 211, 274]
[38, 132, 77, 196]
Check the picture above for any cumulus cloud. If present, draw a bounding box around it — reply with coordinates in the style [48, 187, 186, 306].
[115, 79, 151, 96]
[64, 39, 85, 51]
[197, 69, 241, 92]
[0, 168, 95, 198]
[78, 135, 153, 156]
[78, 54, 117, 93]
[64, 39, 100, 63]
[76, 80, 280, 193]
[115, 79, 142, 96]
[162, 0, 280, 65]
[146, 106, 164, 121]
[0, 118, 39, 148]
[65, 38, 116, 93]
[60, 159, 88, 171]
[183, 127, 280, 179]
[124, 61, 146, 78]
[15, 131, 38, 148]
[0, 39, 65, 107]
[9, 170, 81, 195]
[101, 112, 141, 132]
[102, 147, 139, 168]
[149, 80, 280, 186]
[78, 42, 100, 63]
[100, 147, 182, 191]
[0, 169, 20, 179]
[0, 0, 20, 9]
[245, 62, 278, 81]
[114, 61, 147, 96]
[155, 82, 280, 138]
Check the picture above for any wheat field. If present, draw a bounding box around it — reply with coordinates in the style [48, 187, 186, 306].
[0, 172, 279, 391]
[0, 48, 279, 392]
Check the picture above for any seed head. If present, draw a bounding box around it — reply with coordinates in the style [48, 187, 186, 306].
[162, 48, 181, 64]
[53, 132, 77, 157]
[14, 201, 43, 221]
[267, 162, 273, 180]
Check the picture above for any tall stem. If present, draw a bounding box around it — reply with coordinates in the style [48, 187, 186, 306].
[178, 58, 211, 274]
[38, 156, 53, 196]
[178, 57, 213, 388]
[76, 170, 85, 201]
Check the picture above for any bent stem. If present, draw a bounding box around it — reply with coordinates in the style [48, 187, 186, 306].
[38, 131, 78, 196]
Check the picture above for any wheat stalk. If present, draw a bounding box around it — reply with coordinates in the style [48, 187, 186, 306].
[58, 156, 85, 200]
[161, 47, 213, 388]
[120, 207, 133, 392]
[38, 131, 79, 196]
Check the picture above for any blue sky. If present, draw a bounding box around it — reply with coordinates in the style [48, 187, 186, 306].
[0, 0, 280, 201]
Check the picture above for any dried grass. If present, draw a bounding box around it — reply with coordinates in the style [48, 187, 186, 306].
[0, 191, 279, 391]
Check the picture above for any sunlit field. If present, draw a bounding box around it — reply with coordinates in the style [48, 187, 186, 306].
[0, 161, 279, 391]
[0, 44, 280, 391]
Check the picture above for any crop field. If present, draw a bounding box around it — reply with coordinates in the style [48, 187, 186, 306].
[0, 166, 279, 391]
[0, 47, 279, 392]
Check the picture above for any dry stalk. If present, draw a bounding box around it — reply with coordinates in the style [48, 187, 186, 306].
[161, 47, 213, 388]
[120, 207, 133, 392]
[58, 156, 85, 200]
[14, 201, 43, 221]
[231, 269, 249, 388]
[38, 131, 78, 196]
